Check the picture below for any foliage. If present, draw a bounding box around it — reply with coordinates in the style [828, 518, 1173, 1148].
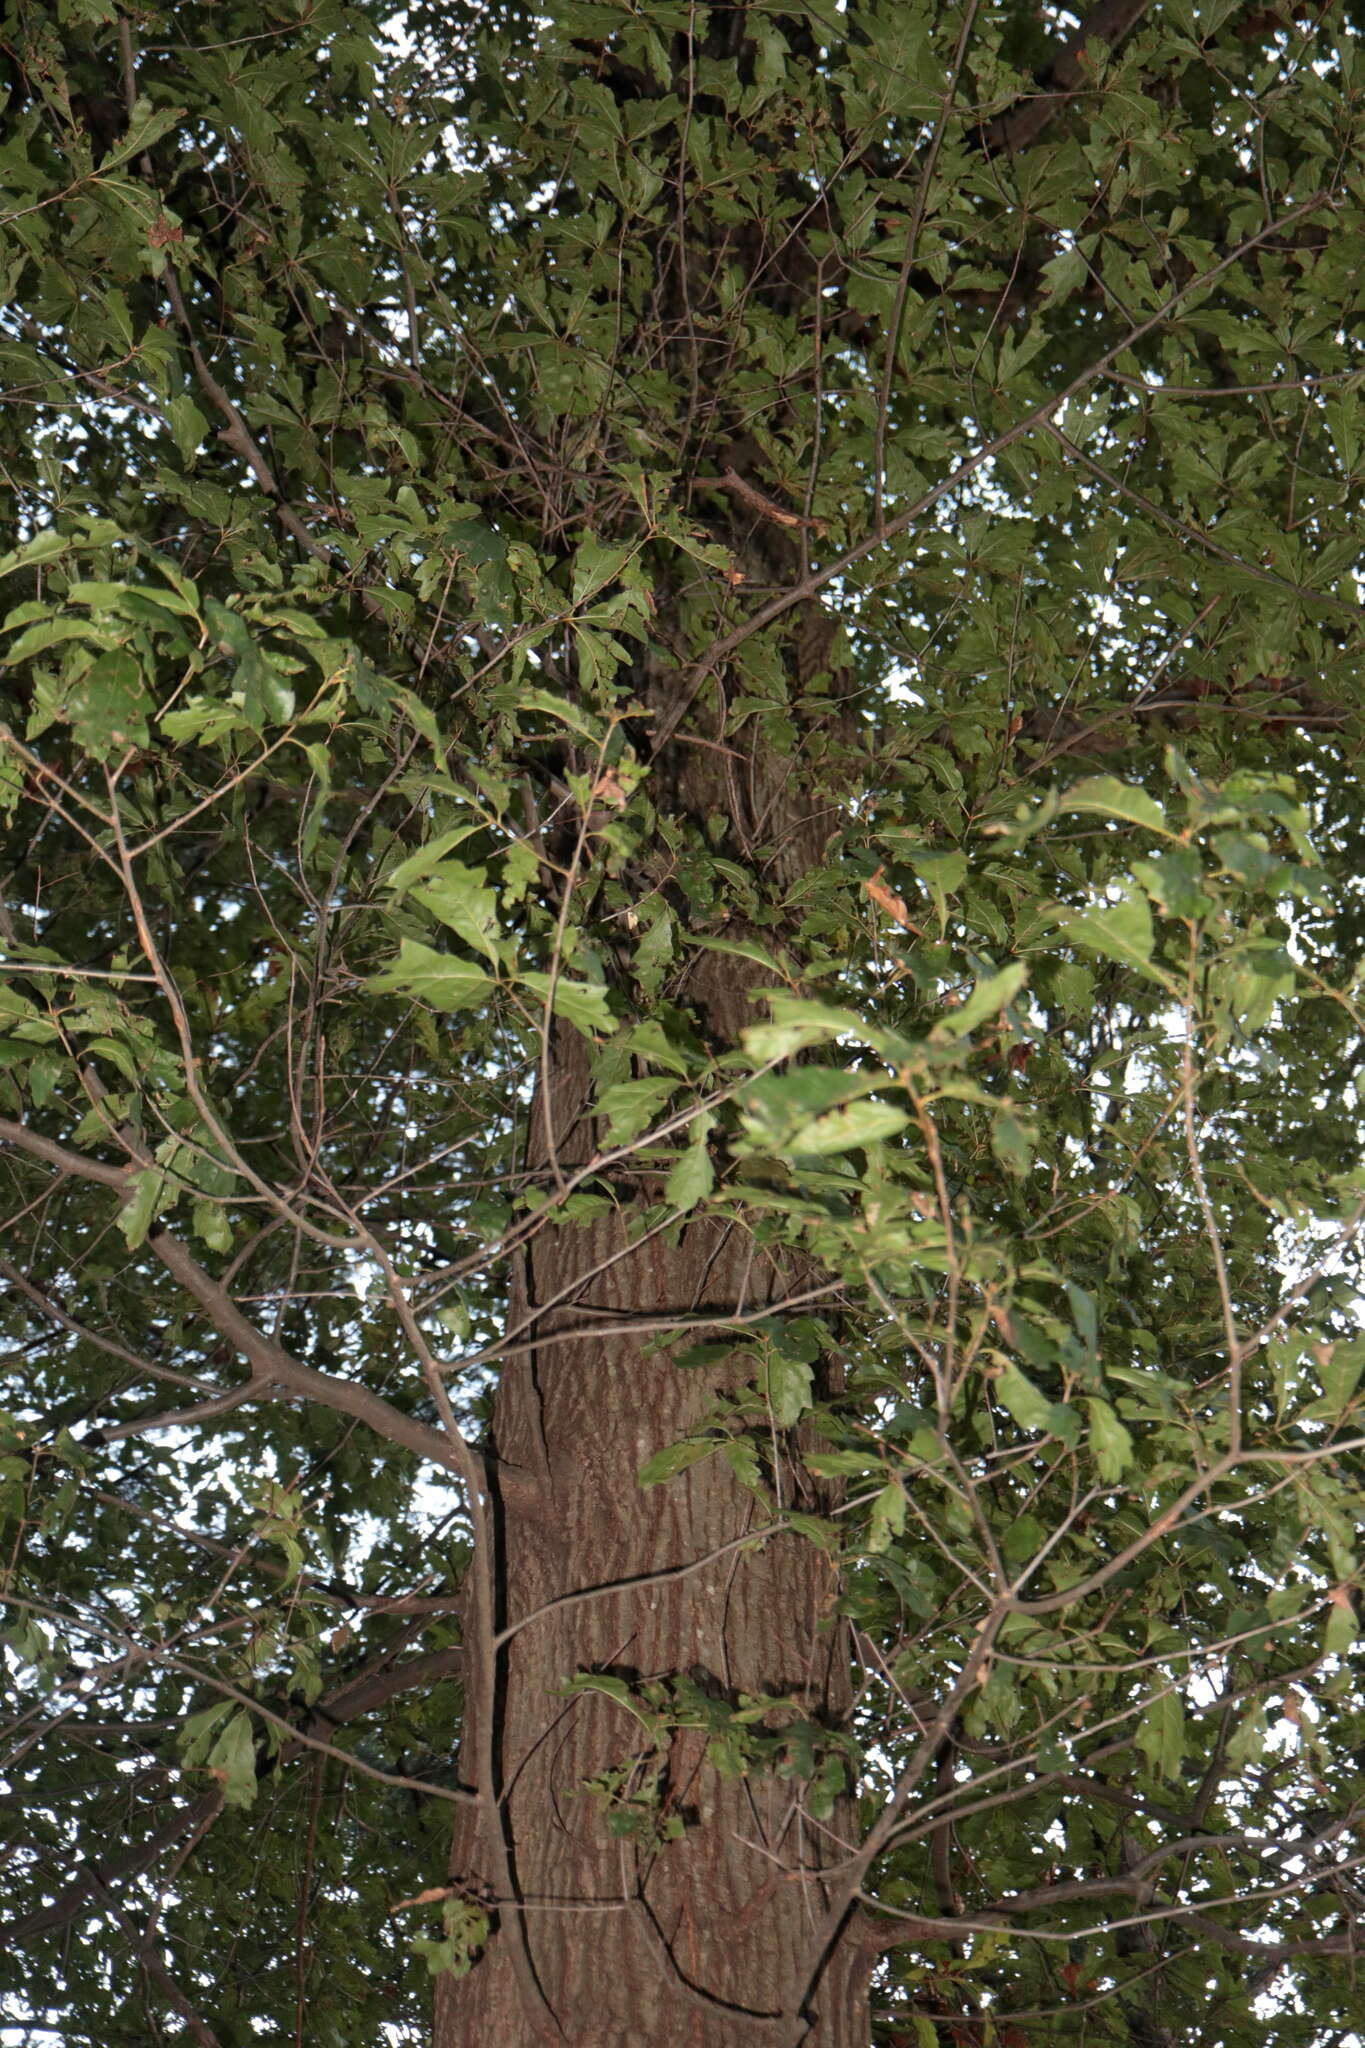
[0, 1, 1363, 2044]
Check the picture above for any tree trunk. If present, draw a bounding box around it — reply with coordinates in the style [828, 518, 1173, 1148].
[438, 639, 872, 2043]
[438, 2, 872, 2015]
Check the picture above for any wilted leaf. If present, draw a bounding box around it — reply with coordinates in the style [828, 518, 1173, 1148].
[205, 1709, 258, 1809]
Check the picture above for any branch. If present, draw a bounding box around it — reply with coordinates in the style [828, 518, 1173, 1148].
[0, 1119, 470, 1478]
[851, 1887, 1363, 1963]
[289, 1646, 462, 1755]
[0, 1117, 126, 1190]
[87, 1864, 225, 2048]
[783, 1607, 1010, 2042]
[83, 1484, 460, 1615]
[849, 1905, 978, 1953]
[1182, 1908, 1364, 1964]
[1, 1789, 225, 1945]
[147, 1223, 470, 1479]
[654, 190, 1341, 758]
[985, 0, 1155, 155]
[0, 1651, 461, 1952]
[0, 1253, 225, 1400]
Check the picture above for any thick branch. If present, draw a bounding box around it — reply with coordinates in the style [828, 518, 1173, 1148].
[0, 1119, 469, 1478]
[1, 1790, 225, 1945]
[1, 1650, 462, 1952]
[657, 190, 1340, 759]
[986, 1, 1155, 155]
[146, 1223, 468, 1478]
[290, 1646, 463, 1754]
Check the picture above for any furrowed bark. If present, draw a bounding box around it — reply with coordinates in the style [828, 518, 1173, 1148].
[438, 620, 871, 2045]
[438, 11, 877, 2036]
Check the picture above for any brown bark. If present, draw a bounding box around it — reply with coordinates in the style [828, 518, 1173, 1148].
[437, 607, 872, 2042]
[438, 1218, 868, 2044]
[984, 0, 1155, 156]
[435, 4, 874, 2023]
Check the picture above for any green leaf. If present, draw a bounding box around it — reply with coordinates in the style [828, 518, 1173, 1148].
[686, 932, 787, 976]
[369, 941, 494, 1011]
[205, 599, 294, 726]
[632, 907, 674, 992]
[178, 1701, 232, 1767]
[412, 1899, 490, 1980]
[741, 994, 868, 1062]
[519, 971, 616, 1038]
[1059, 776, 1170, 836]
[763, 1352, 814, 1428]
[867, 1480, 906, 1553]
[117, 1166, 169, 1249]
[387, 825, 484, 893]
[517, 685, 602, 740]
[1309, 1341, 1365, 1419]
[562, 1670, 639, 1714]
[743, 1067, 869, 1137]
[166, 395, 210, 463]
[1324, 1591, 1358, 1657]
[597, 1076, 676, 1145]
[784, 1098, 909, 1156]
[203, 596, 254, 659]
[1136, 1691, 1186, 1780]
[98, 95, 188, 173]
[1086, 1398, 1134, 1482]
[0, 525, 71, 579]
[722, 1435, 767, 1497]
[1132, 848, 1208, 920]
[934, 962, 1027, 1040]
[665, 1135, 714, 1212]
[1056, 888, 1178, 991]
[906, 846, 967, 895]
[991, 1108, 1034, 1175]
[191, 1199, 233, 1253]
[69, 648, 151, 757]
[571, 536, 638, 602]
[638, 1435, 719, 1486]
[1226, 1700, 1268, 1767]
[4, 617, 106, 663]
[237, 641, 296, 728]
[994, 1363, 1057, 1437]
[411, 863, 501, 961]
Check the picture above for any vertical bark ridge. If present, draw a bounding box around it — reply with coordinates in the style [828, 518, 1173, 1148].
[439, 646, 872, 2042]
[441, 1202, 868, 2043]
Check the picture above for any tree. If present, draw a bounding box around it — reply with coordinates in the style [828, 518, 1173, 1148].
[1, 1, 1363, 2043]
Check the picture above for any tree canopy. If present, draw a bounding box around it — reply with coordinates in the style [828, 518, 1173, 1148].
[1, 2, 1364, 2044]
